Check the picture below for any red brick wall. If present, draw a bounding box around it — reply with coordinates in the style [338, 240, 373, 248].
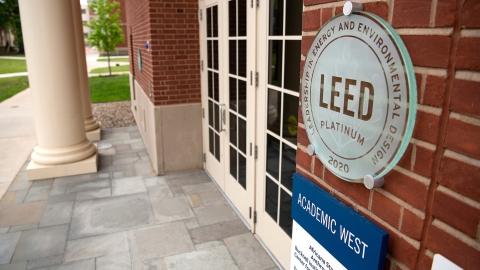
[299, 1, 480, 269]
[125, 0, 153, 99]
[116, 0, 127, 48]
[125, 0, 201, 106]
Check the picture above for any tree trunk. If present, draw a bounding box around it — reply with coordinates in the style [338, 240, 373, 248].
[18, 41, 24, 54]
[107, 50, 111, 76]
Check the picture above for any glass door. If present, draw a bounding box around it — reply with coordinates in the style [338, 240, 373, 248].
[202, 0, 303, 267]
[201, 0, 256, 228]
[203, 0, 224, 188]
[223, 0, 256, 229]
[255, 0, 303, 268]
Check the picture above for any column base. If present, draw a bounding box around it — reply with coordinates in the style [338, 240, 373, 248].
[86, 128, 101, 141]
[26, 149, 98, 181]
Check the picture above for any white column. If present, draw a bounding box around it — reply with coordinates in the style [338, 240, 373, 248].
[71, 0, 101, 140]
[19, 0, 97, 169]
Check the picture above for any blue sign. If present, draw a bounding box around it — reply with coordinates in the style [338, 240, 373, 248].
[291, 173, 388, 270]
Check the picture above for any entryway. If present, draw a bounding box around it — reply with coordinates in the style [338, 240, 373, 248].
[200, 0, 303, 268]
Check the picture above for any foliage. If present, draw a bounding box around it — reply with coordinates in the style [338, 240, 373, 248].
[0, 0, 15, 29]
[89, 74, 130, 103]
[90, 65, 129, 74]
[84, 0, 124, 76]
[0, 76, 29, 102]
[0, 0, 24, 53]
[0, 59, 27, 74]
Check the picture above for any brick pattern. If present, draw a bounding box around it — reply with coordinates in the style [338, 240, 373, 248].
[435, 0, 457, 27]
[125, 0, 201, 106]
[116, 0, 128, 48]
[392, 0, 431, 27]
[461, 0, 480, 28]
[299, 1, 480, 269]
[125, 0, 153, 99]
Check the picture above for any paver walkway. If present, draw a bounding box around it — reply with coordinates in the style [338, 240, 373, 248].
[0, 126, 279, 270]
[0, 72, 28, 78]
[0, 89, 36, 199]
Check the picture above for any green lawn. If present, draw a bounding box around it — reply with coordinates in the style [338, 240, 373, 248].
[0, 59, 27, 74]
[90, 65, 130, 74]
[0, 76, 29, 102]
[97, 57, 129, 62]
[0, 74, 129, 104]
[89, 74, 130, 103]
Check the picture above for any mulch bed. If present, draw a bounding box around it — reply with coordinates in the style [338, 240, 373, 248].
[91, 101, 136, 128]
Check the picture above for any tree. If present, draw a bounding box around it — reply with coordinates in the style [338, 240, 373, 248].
[0, 0, 24, 54]
[84, 0, 124, 76]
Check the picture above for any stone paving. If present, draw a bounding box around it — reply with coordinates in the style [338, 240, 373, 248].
[0, 126, 279, 270]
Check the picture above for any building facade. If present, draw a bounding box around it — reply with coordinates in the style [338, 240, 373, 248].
[81, 4, 92, 42]
[125, 0, 480, 269]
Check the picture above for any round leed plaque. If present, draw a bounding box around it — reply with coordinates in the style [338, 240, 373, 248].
[301, 11, 417, 183]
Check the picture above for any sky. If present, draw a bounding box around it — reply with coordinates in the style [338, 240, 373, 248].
[80, 0, 88, 5]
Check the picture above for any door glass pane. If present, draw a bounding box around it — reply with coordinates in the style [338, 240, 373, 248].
[214, 104, 219, 132]
[281, 144, 295, 191]
[229, 40, 237, 75]
[238, 117, 246, 154]
[266, 134, 280, 180]
[213, 40, 219, 70]
[207, 7, 212, 38]
[284, 40, 301, 92]
[230, 147, 237, 179]
[209, 128, 214, 155]
[238, 40, 247, 78]
[230, 113, 237, 146]
[265, 176, 278, 221]
[282, 93, 299, 144]
[279, 189, 292, 237]
[267, 89, 280, 135]
[214, 72, 219, 101]
[285, 1, 302, 35]
[207, 40, 213, 68]
[212, 6, 218, 37]
[269, 0, 283, 36]
[208, 100, 213, 127]
[238, 0, 247, 36]
[229, 0, 237, 37]
[208, 71, 213, 98]
[229, 78, 237, 111]
[268, 40, 282, 87]
[214, 133, 220, 161]
[238, 80, 247, 117]
[239, 154, 246, 189]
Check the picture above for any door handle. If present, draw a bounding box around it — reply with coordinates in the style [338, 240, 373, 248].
[219, 104, 226, 132]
